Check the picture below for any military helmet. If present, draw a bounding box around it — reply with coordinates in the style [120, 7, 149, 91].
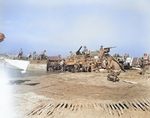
[144, 53, 147, 56]
[0, 33, 5, 42]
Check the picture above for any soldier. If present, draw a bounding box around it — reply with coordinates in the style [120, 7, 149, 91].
[100, 57, 107, 69]
[82, 61, 90, 72]
[62, 59, 66, 71]
[60, 59, 64, 72]
[27, 53, 32, 60]
[98, 45, 108, 60]
[107, 56, 125, 82]
[90, 59, 97, 72]
[139, 53, 149, 75]
[33, 51, 38, 60]
[148, 54, 150, 61]
[18, 48, 23, 59]
[39, 50, 46, 60]
[74, 60, 81, 72]
[0, 33, 5, 42]
[82, 46, 88, 54]
[70, 51, 75, 57]
[124, 53, 128, 61]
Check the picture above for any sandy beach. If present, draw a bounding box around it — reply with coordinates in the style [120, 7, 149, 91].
[1, 65, 150, 118]
[2, 0, 150, 117]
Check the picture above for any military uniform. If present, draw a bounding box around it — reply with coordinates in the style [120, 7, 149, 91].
[107, 57, 121, 82]
[18, 48, 23, 59]
[27, 53, 31, 60]
[39, 50, 46, 60]
[98, 45, 108, 60]
[33, 51, 38, 60]
[70, 51, 75, 57]
[82, 46, 88, 54]
[140, 53, 149, 75]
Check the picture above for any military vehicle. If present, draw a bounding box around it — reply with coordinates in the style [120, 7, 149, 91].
[65, 46, 107, 73]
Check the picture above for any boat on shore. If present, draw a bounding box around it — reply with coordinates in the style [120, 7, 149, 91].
[4, 59, 47, 73]
[5, 59, 30, 73]
[4, 55, 62, 73]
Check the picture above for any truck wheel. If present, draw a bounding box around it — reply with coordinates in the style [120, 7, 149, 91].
[128, 64, 130, 69]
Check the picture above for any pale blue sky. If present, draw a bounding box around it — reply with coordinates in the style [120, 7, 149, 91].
[0, 0, 150, 57]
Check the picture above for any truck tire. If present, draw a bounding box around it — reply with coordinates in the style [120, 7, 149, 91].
[128, 63, 131, 69]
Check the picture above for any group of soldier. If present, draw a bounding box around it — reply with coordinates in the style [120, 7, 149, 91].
[65, 45, 150, 82]
[64, 45, 123, 82]
[2, 32, 149, 82]
[18, 48, 46, 60]
[16, 44, 150, 82]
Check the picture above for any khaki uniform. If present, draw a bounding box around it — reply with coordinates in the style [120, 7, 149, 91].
[18, 49, 23, 59]
[140, 55, 149, 75]
[39, 50, 46, 60]
[33, 52, 37, 60]
[107, 57, 121, 82]
[98, 47, 108, 60]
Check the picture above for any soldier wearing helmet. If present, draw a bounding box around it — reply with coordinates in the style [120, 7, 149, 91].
[70, 51, 75, 57]
[139, 53, 149, 75]
[0, 33, 5, 42]
[142, 53, 148, 65]
[82, 46, 88, 55]
[39, 50, 46, 60]
[18, 48, 23, 59]
[98, 45, 108, 60]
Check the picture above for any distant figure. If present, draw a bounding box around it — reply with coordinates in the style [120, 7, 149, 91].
[98, 45, 108, 59]
[18, 48, 23, 59]
[59, 59, 65, 72]
[148, 54, 150, 61]
[0, 33, 5, 42]
[142, 53, 148, 64]
[70, 51, 75, 57]
[33, 51, 38, 60]
[27, 53, 32, 60]
[82, 46, 88, 55]
[39, 50, 46, 60]
[124, 53, 128, 61]
[139, 53, 149, 75]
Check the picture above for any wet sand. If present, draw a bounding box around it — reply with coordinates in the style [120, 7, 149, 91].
[1, 65, 150, 118]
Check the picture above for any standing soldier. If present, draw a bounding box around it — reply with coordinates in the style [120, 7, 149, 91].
[124, 53, 128, 62]
[59, 59, 64, 72]
[139, 53, 149, 75]
[18, 48, 23, 59]
[82, 46, 88, 54]
[148, 54, 150, 61]
[33, 51, 38, 60]
[98, 45, 108, 60]
[39, 50, 46, 60]
[27, 53, 32, 60]
[70, 51, 75, 57]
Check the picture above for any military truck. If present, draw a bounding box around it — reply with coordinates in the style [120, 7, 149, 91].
[47, 55, 61, 71]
